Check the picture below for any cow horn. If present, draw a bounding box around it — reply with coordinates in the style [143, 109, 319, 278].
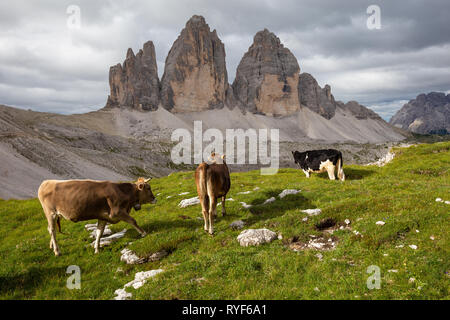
[144, 178, 152, 183]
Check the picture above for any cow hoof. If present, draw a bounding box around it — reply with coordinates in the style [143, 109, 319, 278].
[54, 251, 61, 256]
[141, 232, 147, 238]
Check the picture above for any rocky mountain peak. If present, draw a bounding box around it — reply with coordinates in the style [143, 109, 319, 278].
[390, 92, 450, 134]
[232, 29, 301, 116]
[105, 41, 160, 111]
[160, 15, 228, 112]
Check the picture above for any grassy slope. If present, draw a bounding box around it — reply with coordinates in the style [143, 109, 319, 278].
[0, 142, 448, 300]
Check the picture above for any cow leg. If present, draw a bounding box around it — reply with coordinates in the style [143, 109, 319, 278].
[121, 215, 147, 237]
[47, 214, 60, 256]
[303, 170, 310, 178]
[200, 195, 209, 233]
[221, 196, 226, 216]
[208, 196, 217, 235]
[326, 165, 336, 180]
[94, 220, 107, 254]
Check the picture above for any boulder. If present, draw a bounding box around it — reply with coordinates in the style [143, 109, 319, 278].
[237, 228, 278, 246]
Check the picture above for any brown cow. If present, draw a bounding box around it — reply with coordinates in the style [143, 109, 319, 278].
[38, 177, 156, 256]
[195, 153, 231, 235]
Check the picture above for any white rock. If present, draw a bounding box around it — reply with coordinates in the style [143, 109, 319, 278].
[120, 248, 144, 265]
[263, 197, 276, 205]
[84, 223, 98, 231]
[89, 225, 112, 239]
[383, 254, 389, 256]
[90, 229, 127, 247]
[178, 196, 200, 208]
[415, 229, 420, 233]
[430, 236, 435, 241]
[388, 269, 398, 273]
[376, 221, 385, 226]
[124, 270, 164, 290]
[279, 189, 300, 199]
[409, 245, 418, 250]
[396, 244, 404, 248]
[301, 208, 322, 216]
[344, 219, 351, 225]
[409, 277, 416, 283]
[114, 288, 132, 300]
[315, 253, 323, 261]
[113, 269, 164, 300]
[240, 202, 253, 209]
[166, 195, 172, 199]
[178, 192, 189, 196]
[237, 191, 252, 195]
[253, 187, 260, 191]
[445, 201, 450, 205]
[302, 217, 308, 222]
[436, 198, 443, 202]
[237, 229, 278, 247]
[314, 287, 320, 292]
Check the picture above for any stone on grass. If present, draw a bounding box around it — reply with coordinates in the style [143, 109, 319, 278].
[90, 229, 127, 247]
[301, 208, 322, 216]
[263, 197, 276, 205]
[409, 244, 418, 250]
[240, 202, 253, 209]
[178, 196, 200, 208]
[279, 189, 300, 199]
[113, 269, 164, 300]
[376, 221, 386, 226]
[237, 228, 277, 247]
[230, 220, 245, 230]
[435, 198, 443, 202]
[120, 248, 145, 265]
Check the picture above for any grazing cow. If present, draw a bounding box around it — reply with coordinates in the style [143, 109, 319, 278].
[195, 153, 231, 235]
[292, 149, 345, 181]
[38, 177, 156, 256]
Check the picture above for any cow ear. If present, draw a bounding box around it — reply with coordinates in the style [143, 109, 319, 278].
[291, 151, 294, 155]
[137, 183, 144, 191]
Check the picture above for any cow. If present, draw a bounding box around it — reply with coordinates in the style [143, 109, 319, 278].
[291, 149, 345, 181]
[195, 153, 231, 235]
[38, 177, 156, 256]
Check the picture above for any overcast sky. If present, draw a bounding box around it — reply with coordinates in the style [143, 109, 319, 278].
[1, 0, 449, 120]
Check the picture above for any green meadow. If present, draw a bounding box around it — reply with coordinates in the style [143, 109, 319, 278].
[0, 142, 448, 299]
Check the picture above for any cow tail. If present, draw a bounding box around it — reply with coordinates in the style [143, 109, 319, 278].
[337, 152, 345, 181]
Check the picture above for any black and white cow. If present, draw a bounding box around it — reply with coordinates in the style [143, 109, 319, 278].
[291, 149, 345, 181]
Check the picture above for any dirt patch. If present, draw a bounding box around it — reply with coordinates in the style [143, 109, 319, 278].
[289, 234, 338, 251]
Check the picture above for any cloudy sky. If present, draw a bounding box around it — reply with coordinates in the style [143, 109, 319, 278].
[1, 0, 449, 120]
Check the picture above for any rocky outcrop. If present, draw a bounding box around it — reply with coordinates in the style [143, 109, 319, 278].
[160, 15, 228, 112]
[298, 73, 337, 119]
[106, 41, 160, 111]
[341, 101, 381, 120]
[232, 29, 301, 116]
[389, 92, 450, 134]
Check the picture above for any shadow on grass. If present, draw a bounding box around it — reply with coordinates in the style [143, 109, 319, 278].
[312, 168, 376, 181]
[243, 189, 313, 226]
[0, 266, 66, 297]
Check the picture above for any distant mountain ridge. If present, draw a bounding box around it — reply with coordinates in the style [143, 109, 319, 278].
[104, 15, 390, 124]
[390, 92, 450, 134]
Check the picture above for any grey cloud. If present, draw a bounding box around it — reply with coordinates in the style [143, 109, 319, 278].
[0, 0, 449, 115]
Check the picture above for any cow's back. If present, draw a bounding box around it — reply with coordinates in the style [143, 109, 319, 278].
[38, 180, 116, 221]
[207, 163, 230, 197]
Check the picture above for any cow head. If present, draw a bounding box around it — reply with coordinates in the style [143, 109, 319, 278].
[292, 150, 306, 168]
[134, 177, 157, 210]
[208, 152, 226, 164]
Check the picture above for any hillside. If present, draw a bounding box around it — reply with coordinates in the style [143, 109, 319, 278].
[0, 103, 406, 199]
[0, 142, 448, 299]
